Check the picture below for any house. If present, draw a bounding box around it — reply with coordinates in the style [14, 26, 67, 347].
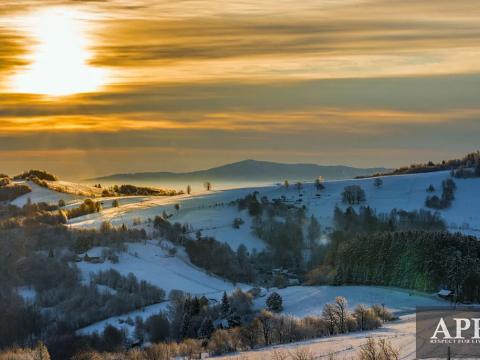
[84, 254, 104, 264]
[438, 289, 453, 300]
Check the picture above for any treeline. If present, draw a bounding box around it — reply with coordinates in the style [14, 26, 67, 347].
[0, 183, 31, 201]
[34, 294, 390, 359]
[91, 269, 165, 304]
[13, 169, 58, 181]
[328, 231, 480, 302]
[185, 238, 255, 283]
[101, 184, 182, 197]
[333, 206, 446, 233]
[356, 150, 480, 178]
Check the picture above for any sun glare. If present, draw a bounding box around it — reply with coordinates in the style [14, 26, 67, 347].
[11, 8, 106, 96]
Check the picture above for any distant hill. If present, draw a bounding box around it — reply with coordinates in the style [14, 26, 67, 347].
[90, 160, 390, 183]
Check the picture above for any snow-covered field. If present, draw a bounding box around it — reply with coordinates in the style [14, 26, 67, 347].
[63, 170, 480, 239]
[11, 181, 85, 207]
[255, 286, 445, 318]
[77, 241, 245, 296]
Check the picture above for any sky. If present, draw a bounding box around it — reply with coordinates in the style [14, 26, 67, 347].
[0, 0, 480, 179]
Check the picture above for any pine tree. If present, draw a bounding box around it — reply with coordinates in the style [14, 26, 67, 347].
[221, 291, 230, 316]
[266, 292, 283, 312]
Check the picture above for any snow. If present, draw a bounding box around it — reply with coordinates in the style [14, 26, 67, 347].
[78, 301, 169, 336]
[14, 171, 480, 239]
[173, 207, 266, 251]
[11, 181, 84, 207]
[76, 241, 246, 296]
[67, 170, 480, 240]
[42, 180, 103, 197]
[16, 286, 37, 303]
[255, 286, 446, 317]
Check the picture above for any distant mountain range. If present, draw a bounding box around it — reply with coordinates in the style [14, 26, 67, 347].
[91, 160, 390, 184]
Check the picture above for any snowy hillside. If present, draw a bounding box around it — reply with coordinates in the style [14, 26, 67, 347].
[77, 241, 245, 296]
[64, 170, 480, 238]
[9, 170, 472, 355]
[11, 181, 85, 207]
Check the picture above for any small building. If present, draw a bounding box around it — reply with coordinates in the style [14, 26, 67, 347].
[438, 289, 453, 300]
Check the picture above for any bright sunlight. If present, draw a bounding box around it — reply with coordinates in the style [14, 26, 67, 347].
[11, 7, 106, 96]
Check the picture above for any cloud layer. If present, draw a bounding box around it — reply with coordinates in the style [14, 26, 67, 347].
[1, 0, 480, 178]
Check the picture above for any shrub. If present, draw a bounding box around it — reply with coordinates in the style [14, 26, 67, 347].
[266, 292, 283, 312]
[358, 338, 399, 360]
[145, 313, 170, 343]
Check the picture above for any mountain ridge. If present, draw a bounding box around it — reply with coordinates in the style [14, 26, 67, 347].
[89, 159, 390, 183]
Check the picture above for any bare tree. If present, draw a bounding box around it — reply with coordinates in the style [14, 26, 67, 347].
[204, 181, 212, 191]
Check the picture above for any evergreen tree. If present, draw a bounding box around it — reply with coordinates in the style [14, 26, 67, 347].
[266, 292, 283, 312]
[221, 291, 230, 316]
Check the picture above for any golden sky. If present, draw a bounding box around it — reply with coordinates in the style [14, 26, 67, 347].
[1, 0, 480, 178]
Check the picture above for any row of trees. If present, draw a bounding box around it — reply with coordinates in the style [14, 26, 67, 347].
[357, 150, 480, 178]
[333, 206, 446, 234]
[0, 183, 31, 202]
[342, 185, 366, 205]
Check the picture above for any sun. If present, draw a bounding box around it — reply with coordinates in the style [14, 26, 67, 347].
[11, 7, 106, 96]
